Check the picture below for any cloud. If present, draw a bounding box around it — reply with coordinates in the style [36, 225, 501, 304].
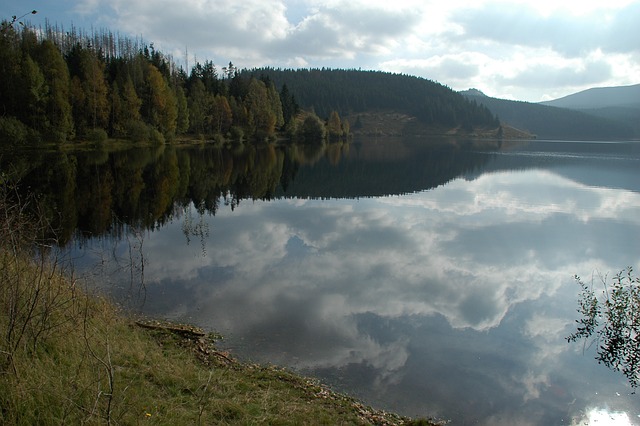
[379, 54, 482, 84]
[91, 0, 291, 61]
[67, 145, 640, 422]
[494, 56, 612, 88]
[450, 2, 640, 57]
[6, 0, 640, 102]
[133, 168, 640, 348]
[277, 3, 420, 60]
[77, 0, 421, 66]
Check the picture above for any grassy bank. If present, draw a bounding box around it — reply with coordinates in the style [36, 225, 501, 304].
[0, 184, 438, 425]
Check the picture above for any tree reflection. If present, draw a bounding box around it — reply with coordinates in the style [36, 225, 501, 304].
[181, 201, 210, 257]
[567, 267, 640, 388]
[1, 137, 496, 246]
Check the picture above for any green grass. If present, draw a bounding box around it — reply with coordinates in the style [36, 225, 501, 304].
[0, 185, 439, 425]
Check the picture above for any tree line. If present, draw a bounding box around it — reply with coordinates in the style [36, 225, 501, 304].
[1, 20, 500, 147]
[0, 21, 355, 145]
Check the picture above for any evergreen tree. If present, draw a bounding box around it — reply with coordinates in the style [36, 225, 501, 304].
[121, 76, 142, 122]
[109, 80, 124, 136]
[244, 78, 276, 138]
[109, 74, 142, 138]
[187, 78, 208, 134]
[327, 110, 342, 138]
[142, 62, 177, 137]
[67, 44, 109, 137]
[0, 25, 24, 120]
[174, 85, 189, 134]
[267, 82, 284, 129]
[341, 118, 350, 136]
[34, 40, 74, 142]
[279, 84, 299, 127]
[19, 54, 47, 131]
[212, 95, 232, 134]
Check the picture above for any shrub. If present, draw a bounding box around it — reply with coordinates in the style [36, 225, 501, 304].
[301, 114, 326, 144]
[567, 268, 640, 387]
[0, 116, 33, 145]
[229, 126, 244, 142]
[148, 128, 165, 145]
[86, 128, 108, 143]
[126, 120, 150, 142]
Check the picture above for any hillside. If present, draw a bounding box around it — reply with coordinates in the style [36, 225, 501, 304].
[539, 84, 640, 138]
[460, 91, 636, 140]
[245, 68, 500, 134]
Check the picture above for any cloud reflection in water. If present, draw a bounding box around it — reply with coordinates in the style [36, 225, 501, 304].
[90, 168, 640, 424]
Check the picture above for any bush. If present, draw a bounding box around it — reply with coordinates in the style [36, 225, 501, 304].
[301, 115, 326, 144]
[567, 268, 640, 387]
[126, 120, 150, 142]
[86, 128, 108, 143]
[148, 128, 165, 145]
[0, 116, 35, 145]
[229, 126, 244, 142]
[212, 133, 225, 145]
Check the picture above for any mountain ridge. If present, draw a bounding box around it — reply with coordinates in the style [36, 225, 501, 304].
[461, 84, 639, 140]
[540, 83, 640, 109]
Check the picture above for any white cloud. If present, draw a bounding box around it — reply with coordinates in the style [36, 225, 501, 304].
[8, 0, 638, 101]
[450, 2, 640, 57]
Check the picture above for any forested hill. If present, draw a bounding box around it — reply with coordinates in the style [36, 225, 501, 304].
[460, 91, 636, 140]
[244, 68, 499, 130]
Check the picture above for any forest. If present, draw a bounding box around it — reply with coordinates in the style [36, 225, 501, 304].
[0, 20, 305, 145]
[243, 68, 499, 131]
[0, 20, 500, 146]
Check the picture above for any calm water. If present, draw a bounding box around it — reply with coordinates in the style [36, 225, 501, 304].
[7, 138, 640, 424]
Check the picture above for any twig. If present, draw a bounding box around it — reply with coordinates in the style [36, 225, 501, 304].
[197, 371, 213, 425]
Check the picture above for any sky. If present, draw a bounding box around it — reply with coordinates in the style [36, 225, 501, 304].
[2, 0, 639, 102]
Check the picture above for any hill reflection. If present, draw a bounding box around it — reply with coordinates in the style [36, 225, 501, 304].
[1, 137, 499, 244]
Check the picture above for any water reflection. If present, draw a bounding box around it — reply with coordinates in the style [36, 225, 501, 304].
[3, 139, 640, 424]
[577, 407, 634, 425]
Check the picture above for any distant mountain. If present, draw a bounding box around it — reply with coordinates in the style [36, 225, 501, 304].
[461, 91, 636, 140]
[540, 84, 640, 109]
[539, 84, 640, 138]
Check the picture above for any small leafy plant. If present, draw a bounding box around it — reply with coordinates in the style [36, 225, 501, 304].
[567, 267, 640, 387]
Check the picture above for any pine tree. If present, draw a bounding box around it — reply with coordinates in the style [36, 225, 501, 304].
[37, 41, 74, 140]
[187, 78, 208, 134]
[279, 84, 299, 127]
[245, 78, 276, 138]
[174, 85, 189, 134]
[327, 110, 342, 139]
[212, 95, 232, 134]
[67, 44, 109, 137]
[142, 62, 177, 137]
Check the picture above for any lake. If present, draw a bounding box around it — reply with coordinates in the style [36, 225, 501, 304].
[6, 137, 640, 424]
